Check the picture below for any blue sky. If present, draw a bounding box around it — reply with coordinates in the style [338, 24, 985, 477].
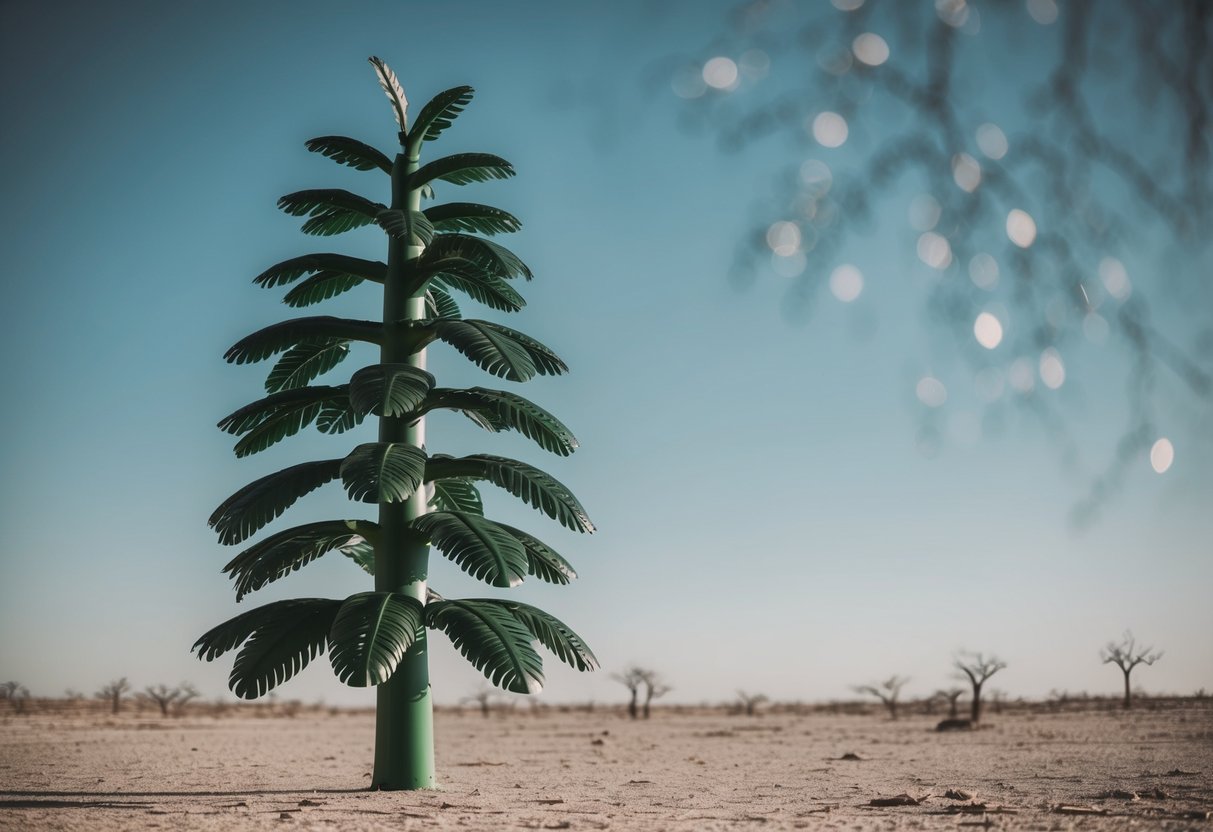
[2, 0, 1209, 707]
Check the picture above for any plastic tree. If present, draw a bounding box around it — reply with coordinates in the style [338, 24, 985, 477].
[194, 57, 597, 790]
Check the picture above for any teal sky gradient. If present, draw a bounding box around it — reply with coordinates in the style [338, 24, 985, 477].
[1, 0, 1209, 707]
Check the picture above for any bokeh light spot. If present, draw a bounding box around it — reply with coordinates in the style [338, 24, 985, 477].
[799, 159, 833, 197]
[1008, 358, 1035, 393]
[969, 252, 999, 289]
[831, 0, 864, 9]
[765, 221, 801, 256]
[1027, 0, 1059, 25]
[917, 231, 953, 269]
[702, 57, 739, 90]
[916, 376, 948, 408]
[976, 123, 1008, 159]
[770, 250, 806, 278]
[952, 152, 982, 192]
[852, 33, 890, 66]
[1099, 256, 1132, 301]
[829, 264, 864, 302]
[1039, 348, 1065, 389]
[974, 312, 1004, 349]
[1150, 438, 1174, 474]
[811, 111, 849, 147]
[1083, 312, 1109, 344]
[1006, 209, 1037, 247]
[909, 194, 941, 231]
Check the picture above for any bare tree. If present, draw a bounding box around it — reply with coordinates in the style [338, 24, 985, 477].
[1101, 632, 1163, 709]
[140, 683, 198, 718]
[954, 652, 1007, 724]
[95, 678, 130, 715]
[734, 690, 769, 717]
[638, 670, 672, 719]
[613, 666, 647, 719]
[664, 1, 1213, 517]
[462, 685, 498, 718]
[852, 674, 910, 720]
[1, 681, 30, 714]
[935, 687, 965, 720]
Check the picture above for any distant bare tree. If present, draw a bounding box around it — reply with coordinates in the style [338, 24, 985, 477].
[140, 683, 198, 718]
[954, 652, 1006, 723]
[613, 666, 647, 719]
[735, 690, 769, 716]
[936, 687, 965, 719]
[1, 681, 31, 714]
[1101, 632, 1163, 709]
[852, 674, 910, 720]
[638, 670, 672, 719]
[95, 678, 130, 715]
[462, 685, 498, 718]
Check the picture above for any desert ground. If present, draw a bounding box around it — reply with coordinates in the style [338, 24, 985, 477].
[2, 701, 1210, 831]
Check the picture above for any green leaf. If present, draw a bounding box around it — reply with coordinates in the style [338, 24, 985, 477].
[209, 459, 342, 545]
[431, 267, 525, 313]
[497, 600, 598, 672]
[218, 385, 349, 457]
[316, 398, 363, 434]
[348, 364, 435, 418]
[222, 520, 369, 601]
[305, 135, 392, 174]
[254, 254, 386, 289]
[426, 387, 577, 456]
[278, 189, 386, 236]
[340, 443, 427, 503]
[328, 592, 424, 687]
[411, 512, 527, 588]
[423, 233, 532, 280]
[407, 85, 474, 147]
[369, 56, 408, 132]
[426, 286, 462, 319]
[192, 598, 341, 699]
[340, 539, 376, 575]
[266, 339, 351, 393]
[375, 209, 435, 246]
[411, 153, 514, 189]
[429, 479, 483, 514]
[283, 271, 366, 308]
[426, 599, 545, 694]
[424, 202, 521, 236]
[429, 319, 567, 381]
[225, 317, 381, 365]
[496, 523, 577, 584]
[426, 454, 594, 534]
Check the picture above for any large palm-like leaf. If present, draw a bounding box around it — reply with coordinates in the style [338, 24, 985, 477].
[316, 398, 363, 434]
[426, 454, 594, 533]
[278, 189, 386, 236]
[328, 592, 424, 687]
[422, 233, 531, 281]
[225, 317, 381, 365]
[265, 339, 350, 393]
[428, 478, 483, 514]
[369, 56, 408, 131]
[411, 153, 514, 189]
[411, 512, 527, 588]
[494, 600, 598, 672]
[305, 135, 392, 174]
[340, 539, 376, 575]
[431, 266, 525, 313]
[283, 271, 366, 308]
[424, 202, 520, 236]
[496, 523, 577, 584]
[425, 387, 577, 456]
[426, 286, 461, 319]
[254, 254, 386, 289]
[209, 459, 342, 545]
[407, 85, 474, 148]
[426, 598, 544, 694]
[340, 443, 427, 504]
[375, 208, 436, 246]
[348, 364, 435, 418]
[193, 598, 342, 699]
[218, 385, 349, 457]
[223, 520, 368, 601]
[423, 319, 567, 382]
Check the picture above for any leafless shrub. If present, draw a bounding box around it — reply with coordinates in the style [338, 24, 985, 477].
[852, 675, 910, 720]
[95, 678, 130, 715]
[1102, 631, 1163, 709]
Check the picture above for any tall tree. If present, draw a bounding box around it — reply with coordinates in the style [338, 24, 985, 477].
[1101, 632, 1162, 709]
[954, 651, 1005, 723]
[195, 57, 598, 790]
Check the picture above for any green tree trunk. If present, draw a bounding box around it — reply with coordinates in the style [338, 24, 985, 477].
[371, 151, 436, 790]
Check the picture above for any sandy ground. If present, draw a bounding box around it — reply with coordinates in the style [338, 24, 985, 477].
[1, 705, 1210, 831]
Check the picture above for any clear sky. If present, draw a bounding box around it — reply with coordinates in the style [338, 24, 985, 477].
[1, 0, 1209, 708]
